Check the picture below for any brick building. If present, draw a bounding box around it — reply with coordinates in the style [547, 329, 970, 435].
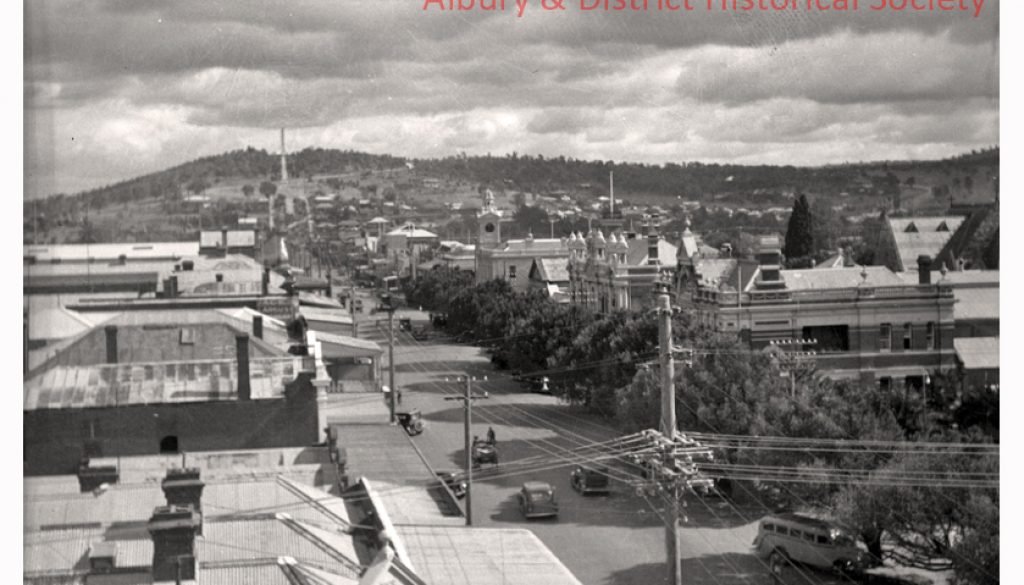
[688, 236, 958, 389]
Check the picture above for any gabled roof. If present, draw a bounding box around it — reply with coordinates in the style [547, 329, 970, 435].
[625, 239, 678, 266]
[888, 216, 964, 271]
[532, 258, 569, 283]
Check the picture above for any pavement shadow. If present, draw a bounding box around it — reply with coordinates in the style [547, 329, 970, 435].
[605, 553, 770, 585]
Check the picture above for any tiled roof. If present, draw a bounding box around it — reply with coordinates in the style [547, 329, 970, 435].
[953, 287, 999, 321]
[888, 216, 964, 271]
[626, 239, 677, 266]
[534, 258, 569, 283]
[781, 266, 905, 291]
[954, 337, 999, 370]
[24, 357, 299, 411]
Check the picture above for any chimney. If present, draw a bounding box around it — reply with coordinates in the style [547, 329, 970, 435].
[148, 505, 200, 583]
[647, 219, 660, 266]
[262, 267, 270, 296]
[162, 468, 205, 533]
[236, 334, 251, 401]
[253, 315, 264, 340]
[755, 236, 785, 289]
[918, 255, 932, 284]
[168, 275, 179, 298]
[215, 273, 224, 283]
[326, 269, 332, 298]
[104, 326, 118, 364]
[221, 228, 229, 256]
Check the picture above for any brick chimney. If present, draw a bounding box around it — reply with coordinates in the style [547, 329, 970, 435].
[104, 326, 118, 364]
[918, 254, 932, 285]
[162, 468, 205, 533]
[221, 227, 229, 256]
[252, 315, 264, 340]
[236, 334, 251, 400]
[147, 505, 200, 582]
[755, 236, 785, 290]
[261, 268, 270, 296]
[647, 218, 660, 266]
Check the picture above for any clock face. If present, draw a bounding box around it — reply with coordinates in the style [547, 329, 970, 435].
[484, 223, 495, 233]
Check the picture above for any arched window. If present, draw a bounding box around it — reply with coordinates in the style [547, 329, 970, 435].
[159, 435, 179, 453]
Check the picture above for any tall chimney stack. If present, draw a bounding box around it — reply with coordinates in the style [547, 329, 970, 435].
[261, 268, 270, 296]
[104, 326, 118, 364]
[236, 334, 251, 401]
[221, 227, 229, 257]
[609, 171, 615, 217]
[918, 255, 932, 285]
[148, 506, 200, 582]
[280, 128, 288, 182]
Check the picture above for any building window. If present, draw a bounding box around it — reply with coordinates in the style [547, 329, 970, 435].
[903, 323, 913, 350]
[508, 265, 516, 281]
[879, 376, 892, 392]
[879, 323, 892, 352]
[926, 322, 935, 350]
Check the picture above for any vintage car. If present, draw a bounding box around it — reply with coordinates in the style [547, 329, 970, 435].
[411, 327, 430, 341]
[435, 471, 467, 499]
[471, 438, 498, 468]
[396, 410, 423, 436]
[517, 481, 558, 519]
[398, 318, 412, 332]
[753, 513, 867, 577]
[569, 465, 611, 495]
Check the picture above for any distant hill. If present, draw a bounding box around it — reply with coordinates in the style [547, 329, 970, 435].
[31, 145, 998, 216]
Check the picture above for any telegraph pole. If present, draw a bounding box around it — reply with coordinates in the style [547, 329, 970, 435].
[444, 376, 489, 526]
[657, 282, 682, 585]
[381, 293, 398, 424]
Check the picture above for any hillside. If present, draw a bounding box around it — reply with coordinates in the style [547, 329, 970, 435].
[24, 146, 998, 245]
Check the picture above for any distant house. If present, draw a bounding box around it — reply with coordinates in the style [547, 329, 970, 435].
[528, 257, 570, 302]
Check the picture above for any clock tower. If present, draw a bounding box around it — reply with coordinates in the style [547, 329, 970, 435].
[477, 189, 503, 249]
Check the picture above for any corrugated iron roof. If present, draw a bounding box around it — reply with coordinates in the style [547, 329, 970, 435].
[397, 526, 583, 585]
[24, 357, 298, 411]
[953, 287, 999, 321]
[954, 337, 999, 370]
[781, 266, 905, 291]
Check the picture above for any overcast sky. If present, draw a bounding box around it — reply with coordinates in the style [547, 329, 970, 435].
[24, 0, 999, 197]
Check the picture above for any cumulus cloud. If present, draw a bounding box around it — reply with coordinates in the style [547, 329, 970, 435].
[23, 0, 1000, 196]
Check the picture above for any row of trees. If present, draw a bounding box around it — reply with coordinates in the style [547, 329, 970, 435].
[403, 268, 998, 583]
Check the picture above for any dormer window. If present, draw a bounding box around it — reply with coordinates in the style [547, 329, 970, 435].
[936, 221, 949, 232]
[904, 223, 918, 233]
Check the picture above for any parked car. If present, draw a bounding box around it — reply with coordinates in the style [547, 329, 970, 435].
[435, 471, 466, 499]
[570, 466, 610, 495]
[472, 438, 498, 468]
[752, 513, 866, 577]
[518, 481, 558, 519]
[411, 327, 430, 341]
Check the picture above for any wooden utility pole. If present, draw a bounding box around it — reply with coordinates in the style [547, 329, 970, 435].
[657, 283, 682, 585]
[387, 303, 397, 424]
[444, 376, 488, 526]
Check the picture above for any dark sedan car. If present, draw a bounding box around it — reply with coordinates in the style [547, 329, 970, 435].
[570, 466, 611, 495]
[518, 481, 558, 519]
[436, 472, 467, 499]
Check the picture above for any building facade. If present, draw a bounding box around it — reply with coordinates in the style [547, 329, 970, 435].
[566, 227, 677, 313]
[689, 236, 957, 389]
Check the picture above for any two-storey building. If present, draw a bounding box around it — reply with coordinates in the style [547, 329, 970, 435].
[688, 236, 957, 390]
[566, 226, 677, 313]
